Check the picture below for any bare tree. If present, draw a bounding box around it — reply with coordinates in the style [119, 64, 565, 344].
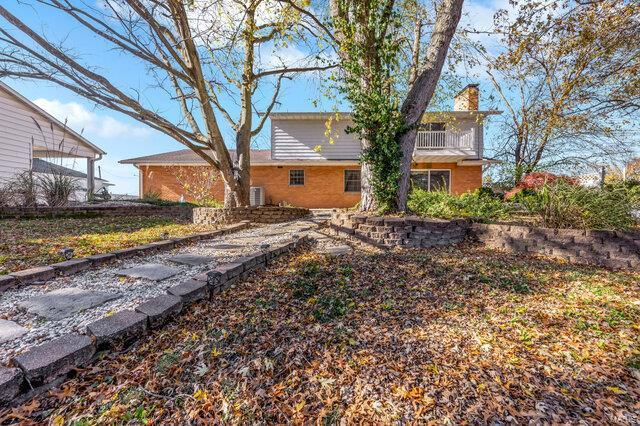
[481, 0, 640, 184]
[0, 0, 334, 206]
[395, 0, 464, 211]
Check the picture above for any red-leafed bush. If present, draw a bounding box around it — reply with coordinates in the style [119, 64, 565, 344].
[505, 172, 577, 199]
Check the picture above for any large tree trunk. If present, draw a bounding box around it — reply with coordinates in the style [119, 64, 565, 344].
[360, 138, 377, 211]
[396, 0, 464, 212]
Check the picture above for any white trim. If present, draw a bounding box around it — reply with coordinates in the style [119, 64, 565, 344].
[121, 160, 362, 167]
[268, 110, 501, 120]
[410, 168, 452, 193]
[457, 159, 501, 166]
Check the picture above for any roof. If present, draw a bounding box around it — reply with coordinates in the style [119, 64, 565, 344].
[121, 149, 275, 165]
[0, 81, 106, 156]
[32, 158, 109, 181]
[268, 110, 501, 120]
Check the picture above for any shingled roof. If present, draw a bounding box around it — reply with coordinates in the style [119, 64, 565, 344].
[120, 149, 272, 165]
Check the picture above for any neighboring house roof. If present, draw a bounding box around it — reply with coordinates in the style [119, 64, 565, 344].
[0, 80, 106, 156]
[32, 158, 110, 182]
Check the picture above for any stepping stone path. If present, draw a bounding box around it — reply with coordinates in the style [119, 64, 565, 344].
[18, 288, 121, 321]
[167, 254, 215, 266]
[323, 245, 353, 256]
[115, 263, 180, 281]
[0, 320, 27, 344]
[0, 219, 353, 364]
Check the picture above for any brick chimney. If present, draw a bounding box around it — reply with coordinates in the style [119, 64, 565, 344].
[454, 84, 479, 111]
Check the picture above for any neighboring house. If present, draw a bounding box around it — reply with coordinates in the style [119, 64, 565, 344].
[0, 81, 106, 199]
[121, 85, 499, 208]
[32, 158, 113, 201]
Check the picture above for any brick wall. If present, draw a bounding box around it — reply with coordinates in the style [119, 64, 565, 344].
[471, 223, 640, 270]
[141, 165, 226, 202]
[251, 165, 361, 208]
[0, 205, 194, 220]
[329, 211, 469, 248]
[139, 163, 483, 208]
[194, 206, 310, 225]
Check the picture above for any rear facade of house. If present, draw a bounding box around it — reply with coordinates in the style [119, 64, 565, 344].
[122, 85, 497, 209]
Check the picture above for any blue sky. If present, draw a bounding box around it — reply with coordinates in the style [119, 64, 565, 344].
[2, 0, 507, 194]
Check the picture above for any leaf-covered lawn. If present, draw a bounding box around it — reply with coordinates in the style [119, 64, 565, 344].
[0, 216, 216, 274]
[2, 245, 639, 424]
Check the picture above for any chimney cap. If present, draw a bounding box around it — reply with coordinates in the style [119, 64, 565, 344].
[455, 83, 479, 97]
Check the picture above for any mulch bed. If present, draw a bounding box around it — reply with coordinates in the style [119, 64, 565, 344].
[2, 244, 639, 424]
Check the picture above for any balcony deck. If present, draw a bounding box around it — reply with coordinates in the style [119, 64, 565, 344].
[413, 129, 479, 162]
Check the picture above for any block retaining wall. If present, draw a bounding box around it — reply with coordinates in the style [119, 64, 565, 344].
[329, 211, 640, 270]
[0, 232, 311, 406]
[471, 223, 640, 270]
[194, 206, 309, 225]
[329, 211, 469, 248]
[0, 205, 194, 221]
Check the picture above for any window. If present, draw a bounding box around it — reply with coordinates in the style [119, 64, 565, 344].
[289, 169, 305, 186]
[410, 170, 451, 192]
[344, 169, 361, 192]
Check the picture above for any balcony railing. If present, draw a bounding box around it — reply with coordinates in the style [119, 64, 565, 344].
[415, 130, 475, 151]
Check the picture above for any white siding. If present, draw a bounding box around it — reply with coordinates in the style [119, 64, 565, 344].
[0, 85, 96, 181]
[272, 119, 361, 160]
[271, 115, 485, 161]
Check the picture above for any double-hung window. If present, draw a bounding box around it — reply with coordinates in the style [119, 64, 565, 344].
[344, 169, 361, 192]
[289, 169, 305, 186]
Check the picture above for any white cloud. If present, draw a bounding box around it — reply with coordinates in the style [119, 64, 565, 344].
[33, 98, 151, 140]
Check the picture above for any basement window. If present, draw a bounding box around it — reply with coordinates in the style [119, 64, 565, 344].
[344, 170, 361, 192]
[289, 169, 305, 186]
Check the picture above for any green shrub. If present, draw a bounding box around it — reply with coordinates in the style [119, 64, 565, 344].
[135, 191, 198, 207]
[408, 188, 514, 221]
[525, 181, 636, 230]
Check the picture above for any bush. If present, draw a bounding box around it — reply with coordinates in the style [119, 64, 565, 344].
[0, 183, 13, 207]
[37, 172, 78, 206]
[524, 181, 636, 230]
[408, 188, 514, 221]
[9, 170, 37, 207]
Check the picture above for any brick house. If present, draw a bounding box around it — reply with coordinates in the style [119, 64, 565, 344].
[121, 85, 499, 208]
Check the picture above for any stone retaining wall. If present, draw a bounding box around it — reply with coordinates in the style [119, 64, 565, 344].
[329, 211, 468, 248]
[0, 222, 251, 293]
[194, 206, 309, 225]
[0, 205, 194, 220]
[471, 223, 640, 270]
[329, 211, 639, 270]
[0, 234, 310, 406]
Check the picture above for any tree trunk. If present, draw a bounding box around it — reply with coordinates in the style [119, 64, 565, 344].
[360, 138, 377, 211]
[395, 0, 464, 212]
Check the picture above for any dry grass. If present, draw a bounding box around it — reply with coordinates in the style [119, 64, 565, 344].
[0, 215, 214, 274]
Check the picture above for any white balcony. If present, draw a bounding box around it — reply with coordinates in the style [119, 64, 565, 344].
[415, 129, 475, 150]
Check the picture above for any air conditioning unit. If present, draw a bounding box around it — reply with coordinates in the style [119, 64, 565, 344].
[250, 186, 265, 206]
